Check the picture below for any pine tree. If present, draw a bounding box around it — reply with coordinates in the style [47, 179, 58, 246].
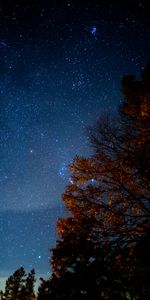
[20, 269, 36, 300]
[3, 267, 25, 300]
[2, 267, 36, 300]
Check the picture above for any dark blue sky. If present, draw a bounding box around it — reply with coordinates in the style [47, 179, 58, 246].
[0, 0, 149, 288]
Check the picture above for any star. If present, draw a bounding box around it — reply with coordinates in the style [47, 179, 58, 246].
[0, 0, 148, 291]
[90, 26, 97, 36]
[58, 163, 67, 177]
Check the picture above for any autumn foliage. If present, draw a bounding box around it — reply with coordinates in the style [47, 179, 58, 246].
[38, 65, 150, 299]
[4, 66, 149, 300]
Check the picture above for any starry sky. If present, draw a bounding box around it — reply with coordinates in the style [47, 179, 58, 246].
[0, 0, 149, 289]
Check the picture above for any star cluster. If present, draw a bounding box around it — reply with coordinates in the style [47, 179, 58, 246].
[0, 0, 149, 287]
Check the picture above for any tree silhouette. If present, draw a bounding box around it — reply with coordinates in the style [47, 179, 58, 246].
[3, 267, 25, 300]
[20, 269, 36, 300]
[38, 65, 150, 299]
[1, 267, 36, 300]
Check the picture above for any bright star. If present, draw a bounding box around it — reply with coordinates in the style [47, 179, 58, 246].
[69, 177, 74, 184]
[58, 163, 67, 177]
[90, 26, 97, 36]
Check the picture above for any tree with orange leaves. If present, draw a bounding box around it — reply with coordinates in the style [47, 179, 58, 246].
[38, 65, 150, 300]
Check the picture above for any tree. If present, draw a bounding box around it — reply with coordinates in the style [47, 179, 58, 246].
[38, 65, 150, 299]
[20, 269, 36, 300]
[3, 267, 25, 300]
[2, 267, 36, 300]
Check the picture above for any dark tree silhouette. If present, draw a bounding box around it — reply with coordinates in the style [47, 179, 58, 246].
[1, 267, 36, 300]
[2, 267, 25, 300]
[20, 269, 36, 300]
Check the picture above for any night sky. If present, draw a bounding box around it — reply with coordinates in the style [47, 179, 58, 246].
[0, 0, 149, 289]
